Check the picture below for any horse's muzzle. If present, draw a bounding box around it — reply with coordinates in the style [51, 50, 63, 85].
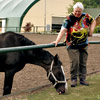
[56, 86, 65, 94]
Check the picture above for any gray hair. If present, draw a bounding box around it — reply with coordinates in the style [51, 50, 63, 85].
[73, 2, 84, 10]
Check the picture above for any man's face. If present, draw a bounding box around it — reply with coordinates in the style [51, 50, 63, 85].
[73, 7, 82, 18]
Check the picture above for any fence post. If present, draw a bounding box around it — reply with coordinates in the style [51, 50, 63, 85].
[33, 26, 35, 33]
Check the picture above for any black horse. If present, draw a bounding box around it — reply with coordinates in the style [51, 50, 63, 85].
[0, 31, 67, 95]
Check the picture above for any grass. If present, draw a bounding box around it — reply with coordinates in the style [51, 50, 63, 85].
[5, 73, 100, 100]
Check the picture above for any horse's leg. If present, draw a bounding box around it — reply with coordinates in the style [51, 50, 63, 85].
[3, 70, 15, 95]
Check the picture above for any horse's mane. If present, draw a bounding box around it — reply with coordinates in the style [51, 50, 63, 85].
[1, 31, 53, 65]
[2, 31, 36, 46]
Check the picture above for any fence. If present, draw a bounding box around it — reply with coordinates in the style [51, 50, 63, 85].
[0, 26, 100, 33]
[0, 41, 100, 53]
[0, 40, 100, 97]
[0, 42, 65, 53]
[21, 26, 47, 33]
[0, 26, 50, 33]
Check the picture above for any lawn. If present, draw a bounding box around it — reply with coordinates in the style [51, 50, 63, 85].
[27, 73, 100, 100]
[2, 73, 100, 100]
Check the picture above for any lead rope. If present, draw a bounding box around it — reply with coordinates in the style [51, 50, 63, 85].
[48, 60, 67, 88]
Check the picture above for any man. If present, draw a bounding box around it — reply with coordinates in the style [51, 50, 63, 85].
[52, 2, 96, 87]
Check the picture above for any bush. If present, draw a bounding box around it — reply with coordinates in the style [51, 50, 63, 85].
[23, 22, 33, 32]
[94, 25, 100, 33]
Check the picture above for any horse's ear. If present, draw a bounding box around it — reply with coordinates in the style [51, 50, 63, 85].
[54, 54, 59, 64]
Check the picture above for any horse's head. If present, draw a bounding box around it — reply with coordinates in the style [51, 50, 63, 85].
[47, 54, 68, 94]
[27, 49, 68, 94]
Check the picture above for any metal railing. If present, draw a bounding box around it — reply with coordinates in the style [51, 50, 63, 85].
[0, 41, 100, 53]
[0, 26, 51, 33]
[0, 26, 100, 34]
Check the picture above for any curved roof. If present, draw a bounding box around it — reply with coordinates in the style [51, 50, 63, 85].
[0, 0, 39, 18]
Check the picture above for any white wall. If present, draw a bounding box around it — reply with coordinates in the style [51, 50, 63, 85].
[22, 0, 73, 31]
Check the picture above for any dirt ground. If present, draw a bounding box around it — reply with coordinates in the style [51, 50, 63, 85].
[0, 33, 100, 96]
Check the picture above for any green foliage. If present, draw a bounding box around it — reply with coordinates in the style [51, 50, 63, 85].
[94, 25, 100, 33]
[68, 5, 73, 14]
[73, 0, 100, 8]
[68, 0, 100, 13]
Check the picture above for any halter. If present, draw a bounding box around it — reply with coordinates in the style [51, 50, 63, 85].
[47, 60, 67, 87]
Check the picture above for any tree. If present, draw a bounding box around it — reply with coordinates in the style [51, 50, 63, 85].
[68, 5, 73, 14]
[68, 0, 100, 13]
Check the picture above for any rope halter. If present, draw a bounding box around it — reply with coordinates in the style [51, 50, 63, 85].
[47, 60, 67, 88]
